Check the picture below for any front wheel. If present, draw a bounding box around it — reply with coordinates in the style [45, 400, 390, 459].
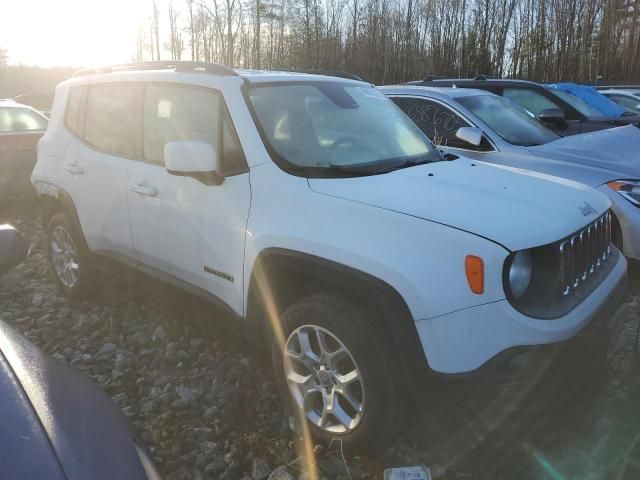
[272, 295, 403, 452]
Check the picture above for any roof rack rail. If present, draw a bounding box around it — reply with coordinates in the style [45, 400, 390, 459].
[422, 75, 446, 81]
[473, 74, 502, 80]
[285, 69, 365, 82]
[73, 61, 237, 78]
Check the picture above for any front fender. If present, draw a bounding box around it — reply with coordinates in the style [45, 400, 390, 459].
[244, 164, 510, 322]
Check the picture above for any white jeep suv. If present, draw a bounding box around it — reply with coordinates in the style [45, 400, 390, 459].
[32, 62, 626, 449]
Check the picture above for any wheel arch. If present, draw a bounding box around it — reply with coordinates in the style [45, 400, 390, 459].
[37, 187, 88, 248]
[244, 248, 432, 383]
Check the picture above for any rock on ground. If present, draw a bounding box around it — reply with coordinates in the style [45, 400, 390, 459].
[1, 202, 639, 479]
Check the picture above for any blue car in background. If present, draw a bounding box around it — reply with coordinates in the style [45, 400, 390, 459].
[549, 83, 640, 118]
[0, 225, 161, 480]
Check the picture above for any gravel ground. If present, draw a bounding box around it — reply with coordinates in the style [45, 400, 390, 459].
[1, 202, 639, 480]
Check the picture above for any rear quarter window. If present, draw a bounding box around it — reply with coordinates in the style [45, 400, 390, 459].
[64, 86, 87, 137]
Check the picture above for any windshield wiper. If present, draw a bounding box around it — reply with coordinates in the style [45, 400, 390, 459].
[323, 155, 438, 176]
[324, 164, 381, 176]
[376, 157, 440, 173]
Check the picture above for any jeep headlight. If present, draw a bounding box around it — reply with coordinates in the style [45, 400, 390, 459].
[607, 180, 640, 207]
[507, 250, 533, 299]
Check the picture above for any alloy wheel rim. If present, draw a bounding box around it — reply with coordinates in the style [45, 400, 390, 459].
[50, 225, 79, 288]
[283, 325, 365, 434]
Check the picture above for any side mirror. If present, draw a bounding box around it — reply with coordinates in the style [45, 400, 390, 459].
[165, 140, 223, 185]
[455, 127, 483, 147]
[0, 225, 28, 276]
[538, 108, 565, 124]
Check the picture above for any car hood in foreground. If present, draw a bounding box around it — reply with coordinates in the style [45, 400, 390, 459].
[308, 159, 611, 252]
[0, 348, 65, 479]
[528, 125, 640, 186]
[0, 320, 149, 480]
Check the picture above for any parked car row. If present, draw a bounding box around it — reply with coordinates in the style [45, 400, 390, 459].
[25, 61, 633, 452]
[409, 76, 640, 135]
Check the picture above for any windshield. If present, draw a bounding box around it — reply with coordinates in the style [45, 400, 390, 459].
[547, 88, 606, 119]
[456, 94, 560, 146]
[0, 107, 48, 132]
[247, 82, 439, 175]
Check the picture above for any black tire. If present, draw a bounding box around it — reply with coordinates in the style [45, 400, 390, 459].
[46, 211, 96, 298]
[272, 294, 403, 452]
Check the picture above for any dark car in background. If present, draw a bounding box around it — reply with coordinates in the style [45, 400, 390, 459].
[14, 91, 55, 117]
[407, 77, 640, 136]
[0, 225, 161, 480]
[0, 100, 48, 199]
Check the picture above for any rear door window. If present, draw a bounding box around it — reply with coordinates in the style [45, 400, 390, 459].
[84, 83, 142, 157]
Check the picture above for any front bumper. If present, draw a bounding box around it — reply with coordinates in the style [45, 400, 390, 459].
[454, 271, 627, 387]
[416, 249, 627, 375]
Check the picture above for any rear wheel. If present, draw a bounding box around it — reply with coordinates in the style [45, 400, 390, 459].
[46, 212, 95, 298]
[272, 295, 402, 451]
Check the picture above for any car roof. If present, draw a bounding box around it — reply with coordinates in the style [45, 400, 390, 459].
[67, 62, 368, 87]
[235, 69, 367, 85]
[379, 84, 493, 101]
[408, 77, 544, 87]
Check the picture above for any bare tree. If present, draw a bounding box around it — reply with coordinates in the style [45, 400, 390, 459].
[0, 47, 8, 67]
[133, 26, 147, 61]
[141, 0, 640, 84]
[168, 0, 184, 60]
[152, 0, 162, 60]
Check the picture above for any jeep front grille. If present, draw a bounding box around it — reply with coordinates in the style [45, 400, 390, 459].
[559, 211, 612, 296]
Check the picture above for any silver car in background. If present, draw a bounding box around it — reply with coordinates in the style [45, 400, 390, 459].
[600, 89, 640, 115]
[381, 85, 640, 261]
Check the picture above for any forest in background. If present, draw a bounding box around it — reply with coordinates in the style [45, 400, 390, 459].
[134, 0, 640, 84]
[0, 0, 638, 98]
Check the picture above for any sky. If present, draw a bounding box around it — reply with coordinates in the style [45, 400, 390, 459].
[1, 0, 152, 67]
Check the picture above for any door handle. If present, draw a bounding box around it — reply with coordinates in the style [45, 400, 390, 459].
[130, 183, 158, 197]
[63, 163, 84, 175]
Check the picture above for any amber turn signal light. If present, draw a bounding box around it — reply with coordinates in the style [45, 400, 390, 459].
[607, 181, 627, 191]
[465, 255, 484, 294]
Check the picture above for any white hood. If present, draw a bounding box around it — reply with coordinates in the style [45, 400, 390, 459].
[528, 125, 640, 186]
[308, 159, 611, 252]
